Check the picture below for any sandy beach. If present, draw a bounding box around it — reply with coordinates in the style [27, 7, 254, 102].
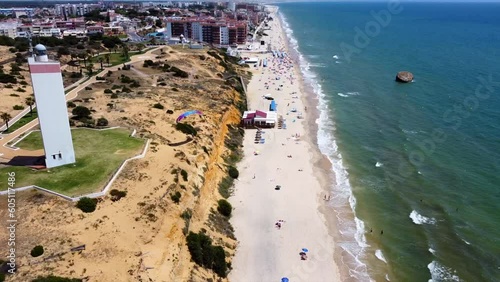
[230, 6, 342, 282]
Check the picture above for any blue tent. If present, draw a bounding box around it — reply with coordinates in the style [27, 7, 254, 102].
[270, 100, 277, 111]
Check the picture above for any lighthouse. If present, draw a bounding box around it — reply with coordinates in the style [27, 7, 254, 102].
[28, 44, 75, 168]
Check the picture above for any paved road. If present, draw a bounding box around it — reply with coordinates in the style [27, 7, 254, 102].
[0, 47, 161, 160]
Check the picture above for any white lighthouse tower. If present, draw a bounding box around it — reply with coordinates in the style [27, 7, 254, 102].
[28, 44, 75, 168]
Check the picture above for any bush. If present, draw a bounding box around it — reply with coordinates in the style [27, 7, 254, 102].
[13, 105, 24, 110]
[67, 101, 76, 108]
[153, 103, 164, 109]
[180, 169, 188, 181]
[76, 197, 97, 213]
[121, 86, 131, 93]
[72, 106, 91, 119]
[110, 93, 118, 99]
[30, 245, 44, 257]
[175, 123, 197, 136]
[228, 166, 239, 179]
[170, 191, 181, 203]
[186, 231, 227, 278]
[15, 87, 25, 92]
[166, 109, 174, 114]
[85, 86, 92, 90]
[110, 189, 126, 201]
[95, 76, 105, 81]
[104, 89, 113, 94]
[217, 199, 232, 217]
[96, 117, 108, 126]
[32, 276, 82, 282]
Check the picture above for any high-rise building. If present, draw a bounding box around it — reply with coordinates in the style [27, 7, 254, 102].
[28, 44, 75, 169]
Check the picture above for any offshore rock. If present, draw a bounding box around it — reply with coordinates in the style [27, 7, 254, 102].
[395, 71, 414, 83]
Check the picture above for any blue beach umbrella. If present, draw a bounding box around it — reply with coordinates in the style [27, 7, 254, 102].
[281, 278, 289, 282]
[302, 248, 309, 253]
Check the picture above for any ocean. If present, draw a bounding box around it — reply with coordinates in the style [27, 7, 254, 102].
[278, 2, 500, 281]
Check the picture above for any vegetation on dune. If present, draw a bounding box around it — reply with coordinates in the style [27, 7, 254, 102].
[31, 276, 82, 282]
[30, 245, 44, 257]
[76, 197, 97, 213]
[186, 231, 228, 278]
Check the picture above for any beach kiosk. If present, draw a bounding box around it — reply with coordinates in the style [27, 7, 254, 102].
[269, 100, 277, 111]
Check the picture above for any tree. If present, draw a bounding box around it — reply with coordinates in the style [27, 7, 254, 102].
[25, 96, 35, 116]
[1, 112, 12, 131]
[98, 57, 104, 70]
[86, 63, 94, 76]
[72, 106, 91, 119]
[105, 11, 111, 22]
[122, 45, 129, 59]
[104, 53, 111, 65]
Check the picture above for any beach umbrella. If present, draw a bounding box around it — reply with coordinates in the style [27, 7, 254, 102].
[281, 278, 289, 282]
[302, 248, 309, 253]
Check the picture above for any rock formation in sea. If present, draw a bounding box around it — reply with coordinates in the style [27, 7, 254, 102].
[395, 71, 414, 83]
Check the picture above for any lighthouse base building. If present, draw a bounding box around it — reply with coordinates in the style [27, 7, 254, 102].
[28, 44, 75, 168]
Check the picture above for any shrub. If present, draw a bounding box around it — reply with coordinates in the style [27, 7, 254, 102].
[9, 94, 19, 97]
[95, 76, 105, 81]
[175, 123, 197, 136]
[30, 245, 44, 257]
[19, 80, 28, 86]
[121, 86, 131, 93]
[186, 232, 227, 278]
[76, 197, 97, 213]
[67, 101, 76, 108]
[228, 166, 239, 179]
[104, 89, 113, 94]
[15, 87, 25, 92]
[170, 191, 181, 203]
[130, 81, 140, 88]
[166, 109, 174, 114]
[217, 199, 232, 217]
[0, 73, 16, 84]
[180, 169, 188, 181]
[96, 117, 108, 126]
[153, 103, 164, 109]
[110, 93, 118, 99]
[72, 106, 91, 119]
[13, 105, 24, 110]
[110, 189, 126, 201]
[32, 276, 82, 282]
[85, 86, 92, 90]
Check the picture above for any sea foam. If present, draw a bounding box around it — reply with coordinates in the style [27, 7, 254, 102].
[375, 249, 387, 263]
[280, 11, 372, 281]
[427, 261, 461, 282]
[410, 210, 437, 225]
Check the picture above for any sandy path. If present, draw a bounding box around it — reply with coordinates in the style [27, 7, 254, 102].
[230, 6, 341, 282]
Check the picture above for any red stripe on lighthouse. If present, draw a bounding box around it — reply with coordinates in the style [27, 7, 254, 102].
[29, 64, 61, 74]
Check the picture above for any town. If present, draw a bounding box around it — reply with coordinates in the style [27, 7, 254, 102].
[0, 1, 266, 46]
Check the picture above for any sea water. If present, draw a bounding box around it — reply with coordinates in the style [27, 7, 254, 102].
[279, 2, 500, 281]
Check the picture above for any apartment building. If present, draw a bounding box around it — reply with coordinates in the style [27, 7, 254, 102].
[165, 17, 247, 45]
[55, 4, 101, 17]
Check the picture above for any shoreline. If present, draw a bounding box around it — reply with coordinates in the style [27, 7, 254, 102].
[230, 6, 344, 281]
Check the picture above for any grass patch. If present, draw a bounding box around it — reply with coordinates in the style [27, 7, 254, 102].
[2, 110, 38, 133]
[93, 53, 130, 66]
[0, 128, 144, 196]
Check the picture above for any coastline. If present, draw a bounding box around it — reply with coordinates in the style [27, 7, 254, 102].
[230, 6, 343, 281]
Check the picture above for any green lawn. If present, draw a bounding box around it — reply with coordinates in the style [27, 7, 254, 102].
[93, 53, 130, 66]
[0, 128, 145, 196]
[2, 110, 38, 134]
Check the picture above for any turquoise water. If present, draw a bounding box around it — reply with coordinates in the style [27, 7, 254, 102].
[279, 2, 500, 281]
